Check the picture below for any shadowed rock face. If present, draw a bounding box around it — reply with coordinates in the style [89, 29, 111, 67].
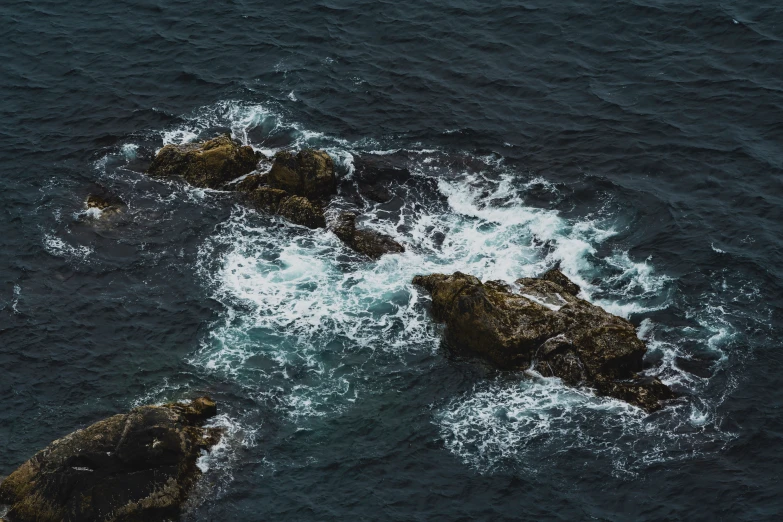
[0, 398, 222, 522]
[147, 135, 261, 189]
[331, 212, 405, 260]
[412, 271, 675, 411]
[268, 149, 336, 200]
[242, 187, 326, 229]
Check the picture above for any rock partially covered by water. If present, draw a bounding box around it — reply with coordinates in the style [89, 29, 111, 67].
[412, 270, 674, 411]
[331, 212, 405, 259]
[268, 149, 336, 200]
[85, 192, 125, 217]
[0, 397, 222, 522]
[147, 134, 261, 189]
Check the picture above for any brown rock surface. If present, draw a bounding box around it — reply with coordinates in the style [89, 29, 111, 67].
[412, 270, 674, 411]
[147, 134, 261, 189]
[267, 149, 336, 200]
[0, 397, 221, 522]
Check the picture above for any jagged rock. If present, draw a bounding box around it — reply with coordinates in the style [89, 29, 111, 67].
[540, 267, 580, 296]
[0, 397, 222, 522]
[412, 270, 674, 412]
[268, 149, 336, 200]
[147, 134, 262, 189]
[278, 196, 326, 229]
[331, 212, 405, 260]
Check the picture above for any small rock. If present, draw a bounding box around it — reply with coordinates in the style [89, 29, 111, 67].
[85, 193, 124, 217]
[0, 397, 222, 522]
[331, 212, 405, 260]
[268, 149, 336, 200]
[147, 134, 262, 189]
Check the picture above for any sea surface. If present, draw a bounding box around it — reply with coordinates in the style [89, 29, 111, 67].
[1, 1, 782, 520]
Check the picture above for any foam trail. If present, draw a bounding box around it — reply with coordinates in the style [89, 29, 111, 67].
[142, 100, 741, 476]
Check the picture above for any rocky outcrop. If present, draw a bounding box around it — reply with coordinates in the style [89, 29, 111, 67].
[147, 135, 262, 189]
[0, 397, 222, 522]
[412, 270, 674, 411]
[331, 212, 405, 259]
[268, 149, 336, 200]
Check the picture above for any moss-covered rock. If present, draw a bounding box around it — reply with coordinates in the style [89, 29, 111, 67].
[147, 134, 262, 189]
[0, 397, 221, 522]
[331, 212, 405, 259]
[268, 149, 336, 200]
[413, 270, 674, 412]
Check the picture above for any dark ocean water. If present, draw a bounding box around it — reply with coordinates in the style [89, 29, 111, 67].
[2, 0, 783, 519]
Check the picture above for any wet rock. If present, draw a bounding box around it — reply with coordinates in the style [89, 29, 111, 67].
[352, 155, 411, 204]
[232, 172, 268, 193]
[0, 397, 222, 522]
[147, 134, 262, 189]
[331, 212, 405, 260]
[242, 187, 326, 229]
[278, 195, 326, 229]
[85, 193, 124, 216]
[268, 149, 336, 200]
[245, 187, 289, 213]
[413, 270, 674, 412]
[540, 267, 580, 296]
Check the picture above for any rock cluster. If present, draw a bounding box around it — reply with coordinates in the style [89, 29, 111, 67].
[0, 398, 221, 522]
[413, 269, 674, 411]
[147, 136, 404, 258]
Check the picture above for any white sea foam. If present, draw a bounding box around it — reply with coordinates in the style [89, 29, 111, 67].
[148, 100, 739, 477]
[43, 233, 94, 262]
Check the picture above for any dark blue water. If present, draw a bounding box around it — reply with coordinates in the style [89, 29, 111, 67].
[2, 1, 782, 519]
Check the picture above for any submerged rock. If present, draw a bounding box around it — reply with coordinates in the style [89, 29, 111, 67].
[147, 134, 262, 189]
[352, 155, 411, 203]
[268, 149, 336, 200]
[412, 270, 674, 411]
[0, 397, 222, 522]
[331, 212, 405, 260]
[85, 193, 124, 217]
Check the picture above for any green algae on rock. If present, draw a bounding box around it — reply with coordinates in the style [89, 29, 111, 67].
[147, 134, 262, 189]
[412, 270, 675, 412]
[0, 397, 221, 522]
